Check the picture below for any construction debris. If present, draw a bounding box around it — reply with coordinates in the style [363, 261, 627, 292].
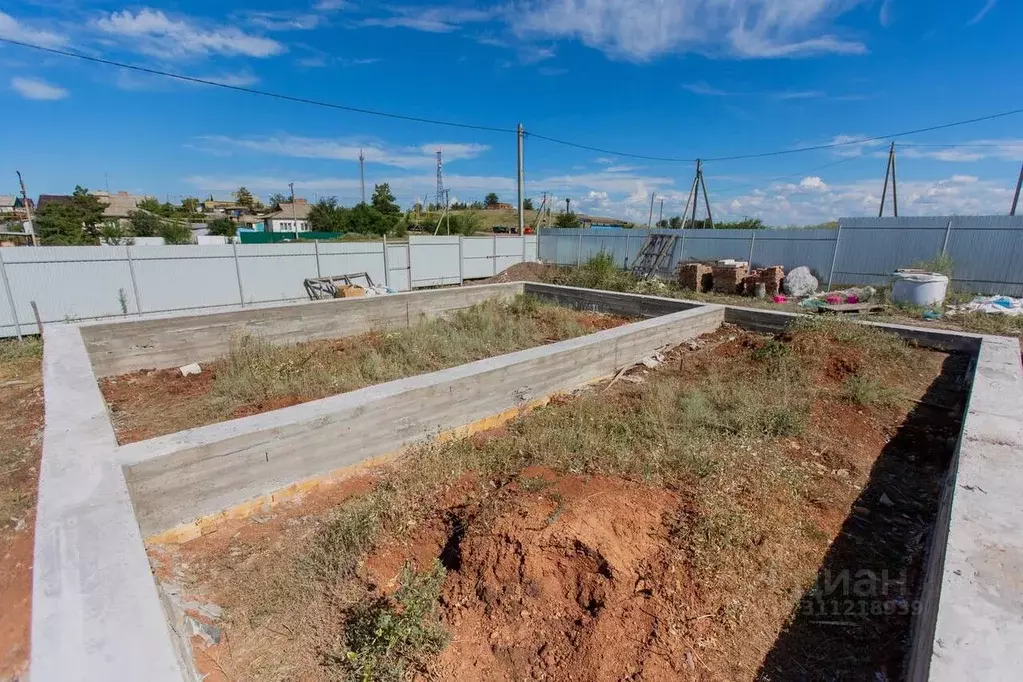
[947, 295, 1023, 317]
[712, 261, 749, 294]
[677, 262, 712, 292]
[783, 266, 819, 298]
[179, 363, 202, 377]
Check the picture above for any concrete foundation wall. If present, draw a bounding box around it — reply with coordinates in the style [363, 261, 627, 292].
[122, 304, 725, 536]
[80, 282, 524, 377]
[523, 282, 701, 318]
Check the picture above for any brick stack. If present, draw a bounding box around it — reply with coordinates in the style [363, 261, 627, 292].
[758, 266, 785, 297]
[712, 263, 749, 294]
[741, 273, 760, 295]
[678, 263, 713, 292]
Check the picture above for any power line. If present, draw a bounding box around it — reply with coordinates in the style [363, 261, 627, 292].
[0, 38, 516, 134]
[528, 109, 1023, 163]
[5, 36, 1022, 166]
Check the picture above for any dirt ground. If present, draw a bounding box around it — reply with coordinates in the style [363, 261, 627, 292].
[148, 322, 968, 681]
[0, 340, 44, 682]
[101, 301, 631, 444]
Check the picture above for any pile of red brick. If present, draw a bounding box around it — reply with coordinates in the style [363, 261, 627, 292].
[712, 263, 749, 294]
[677, 263, 713, 292]
[739, 265, 786, 297]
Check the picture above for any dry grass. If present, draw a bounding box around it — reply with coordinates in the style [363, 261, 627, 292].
[227, 318, 929, 677]
[209, 295, 605, 410]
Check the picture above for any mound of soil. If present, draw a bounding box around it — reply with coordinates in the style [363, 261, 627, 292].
[482, 261, 558, 284]
[363, 468, 689, 681]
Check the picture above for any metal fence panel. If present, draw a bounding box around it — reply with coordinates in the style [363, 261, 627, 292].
[130, 245, 241, 312]
[946, 217, 1023, 295]
[462, 237, 494, 279]
[750, 229, 838, 280]
[409, 236, 461, 287]
[316, 243, 387, 287]
[385, 243, 411, 291]
[495, 236, 526, 274]
[832, 218, 948, 286]
[236, 243, 319, 303]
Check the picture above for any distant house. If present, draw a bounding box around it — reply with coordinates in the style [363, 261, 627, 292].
[91, 191, 148, 221]
[486, 202, 514, 210]
[263, 199, 311, 232]
[36, 194, 73, 211]
[0, 196, 15, 214]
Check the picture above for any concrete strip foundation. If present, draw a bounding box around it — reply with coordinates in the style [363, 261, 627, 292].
[30, 284, 1023, 681]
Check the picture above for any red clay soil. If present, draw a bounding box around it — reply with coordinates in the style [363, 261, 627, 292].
[148, 328, 967, 681]
[0, 353, 45, 682]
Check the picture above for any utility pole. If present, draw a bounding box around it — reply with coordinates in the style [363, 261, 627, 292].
[879, 142, 899, 217]
[647, 193, 655, 228]
[289, 182, 297, 230]
[359, 149, 366, 204]
[517, 123, 525, 234]
[680, 159, 713, 229]
[658, 198, 664, 226]
[435, 148, 444, 210]
[565, 197, 571, 214]
[1010, 161, 1023, 216]
[15, 171, 37, 245]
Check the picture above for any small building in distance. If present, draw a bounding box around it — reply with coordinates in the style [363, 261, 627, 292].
[263, 199, 311, 232]
[486, 202, 514, 210]
[91, 191, 148, 222]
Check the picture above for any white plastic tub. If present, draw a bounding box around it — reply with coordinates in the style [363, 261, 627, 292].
[891, 270, 949, 307]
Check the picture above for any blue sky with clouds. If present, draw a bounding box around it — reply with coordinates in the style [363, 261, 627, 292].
[2, 0, 1021, 225]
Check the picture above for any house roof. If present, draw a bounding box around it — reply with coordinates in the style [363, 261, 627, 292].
[265, 202, 312, 220]
[37, 195, 73, 210]
[0, 196, 15, 207]
[91, 191, 147, 218]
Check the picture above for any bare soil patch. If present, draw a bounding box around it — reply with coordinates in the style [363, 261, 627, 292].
[0, 339, 44, 682]
[102, 296, 633, 444]
[148, 320, 968, 681]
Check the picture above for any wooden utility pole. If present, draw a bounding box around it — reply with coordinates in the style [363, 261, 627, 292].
[879, 142, 899, 217]
[647, 193, 655, 228]
[658, 198, 663, 226]
[1010, 162, 1023, 216]
[680, 159, 713, 229]
[15, 171, 38, 245]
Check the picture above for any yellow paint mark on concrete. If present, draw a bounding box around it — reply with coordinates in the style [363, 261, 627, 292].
[144, 391, 588, 547]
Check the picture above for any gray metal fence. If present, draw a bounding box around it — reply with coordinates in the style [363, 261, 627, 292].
[0, 234, 538, 338]
[538, 216, 1023, 297]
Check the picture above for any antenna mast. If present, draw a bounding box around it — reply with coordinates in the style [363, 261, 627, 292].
[359, 149, 366, 204]
[435, 148, 444, 209]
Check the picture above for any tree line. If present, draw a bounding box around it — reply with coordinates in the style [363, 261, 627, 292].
[306, 183, 405, 235]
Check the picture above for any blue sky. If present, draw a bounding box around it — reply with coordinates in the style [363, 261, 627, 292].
[2, 0, 1021, 225]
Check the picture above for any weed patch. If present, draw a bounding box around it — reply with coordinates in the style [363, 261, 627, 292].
[323, 562, 449, 682]
[0, 337, 42, 363]
[843, 374, 901, 407]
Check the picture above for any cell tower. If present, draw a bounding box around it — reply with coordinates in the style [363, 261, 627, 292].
[435, 148, 445, 208]
[359, 148, 366, 204]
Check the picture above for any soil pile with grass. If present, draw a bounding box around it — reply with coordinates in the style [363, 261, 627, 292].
[102, 295, 632, 443]
[150, 319, 968, 681]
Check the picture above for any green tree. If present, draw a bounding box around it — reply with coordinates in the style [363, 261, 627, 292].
[159, 220, 192, 244]
[235, 186, 255, 210]
[668, 216, 683, 229]
[137, 197, 173, 217]
[554, 211, 581, 228]
[206, 217, 237, 237]
[35, 202, 88, 245]
[72, 186, 107, 240]
[127, 210, 161, 237]
[180, 197, 200, 216]
[523, 197, 534, 210]
[485, 192, 500, 207]
[370, 183, 400, 216]
[308, 197, 348, 232]
[348, 202, 388, 235]
[268, 192, 287, 209]
[100, 222, 132, 245]
[714, 218, 764, 230]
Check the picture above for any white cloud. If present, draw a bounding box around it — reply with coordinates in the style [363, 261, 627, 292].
[799, 176, 828, 191]
[198, 72, 260, 87]
[879, 0, 893, 27]
[682, 81, 732, 96]
[898, 140, 1023, 162]
[0, 11, 68, 48]
[774, 90, 825, 100]
[195, 134, 490, 169]
[94, 9, 284, 59]
[604, 165, 640, 173]
[361, 6, 493, 33]
[966, 0, 997, 26]
[315, 0, 346, 10]
[513, 0, 869, 61]
[11, 76, 68, 100]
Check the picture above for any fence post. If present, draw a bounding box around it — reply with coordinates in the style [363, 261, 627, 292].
[576, 233, 583, 265]
[125, 244, 143, 315]
[679, 230, 686, 263]
[826, 223, 843, 291]
[624, 234, 631, 268]
[941, 219, 953, 255]
[382, 235, 391, 289]
[458, 236, 465, 285]
[232, 241, 245, 305]
[0, 248, 22, 340]
[407, 240, 414, 290]
[314, 239, 322, 278]
[492, 235, 498, 276]
[747, 232, 756, 266]
[520, 234, 526, 264]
